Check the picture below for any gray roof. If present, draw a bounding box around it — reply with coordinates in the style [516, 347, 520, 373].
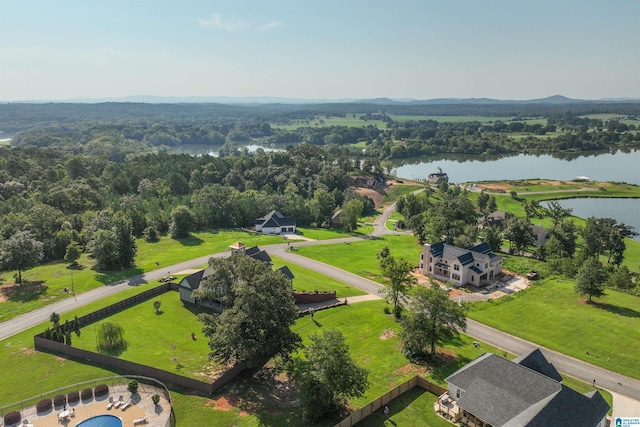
[255, 210, 296, 228]
[249, 249, 272, 264]
[245, 246, 261, 256]
[276, 265, 295, 281]
[447, 352, 609, 427]
[178, 267, 212, 290]
[513, 349, 563, 382]
[427, 242, 499, 272]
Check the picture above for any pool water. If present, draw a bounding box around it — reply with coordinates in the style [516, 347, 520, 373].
[75, 414, 123, 427]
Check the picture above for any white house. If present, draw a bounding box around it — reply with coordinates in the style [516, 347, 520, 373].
[255, 210, 297, 234]
[420, 242, 503, 287]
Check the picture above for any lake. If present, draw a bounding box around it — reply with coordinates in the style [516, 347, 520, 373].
[395, 148, 640, 185]
[395, 149, 640, 241]
[554, 198, 640, 242]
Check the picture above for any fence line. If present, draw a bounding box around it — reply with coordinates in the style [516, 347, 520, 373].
[334, 375, 447, 427]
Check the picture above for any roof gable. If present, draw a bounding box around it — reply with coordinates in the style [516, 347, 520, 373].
[513, 349, 563, 382]
[276, 265, 295, 281]
[256, 210, 296, 227]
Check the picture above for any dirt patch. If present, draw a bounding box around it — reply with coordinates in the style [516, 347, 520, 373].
[0, 281, 48, 303]
[205, 395, 247, 415]
[437, 348, 458, 363]
[21, 347, 36, 355]
[355, 187, 384, 208]
[379, 329, 396, 340]
[394, 364, 429, 376]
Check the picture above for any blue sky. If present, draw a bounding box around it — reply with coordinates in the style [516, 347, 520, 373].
[1, 0, 639, 101]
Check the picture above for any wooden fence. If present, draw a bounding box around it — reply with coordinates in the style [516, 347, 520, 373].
[334, 375, 446, 427]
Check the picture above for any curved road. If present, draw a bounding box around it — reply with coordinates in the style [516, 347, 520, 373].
[2, 201, 640, 408]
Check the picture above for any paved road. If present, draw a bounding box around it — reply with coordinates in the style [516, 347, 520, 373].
[3, 199, 640, 407]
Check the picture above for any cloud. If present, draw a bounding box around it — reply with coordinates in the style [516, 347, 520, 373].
[197, 14, 251, 33]
[197, 14, 281, 33]
[258, 21, 282, 32]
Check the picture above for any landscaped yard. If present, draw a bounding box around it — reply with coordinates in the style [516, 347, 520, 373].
[70, 291, 218, 380]
[470, 275, 640, 380]
[0, 230, 284, 322]
[294, 234, 421, 284]
[271, 256, 367, 298]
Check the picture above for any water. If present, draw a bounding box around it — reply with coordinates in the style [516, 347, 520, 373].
[554, 198, 640, 242]
[395, 148, 640, 185]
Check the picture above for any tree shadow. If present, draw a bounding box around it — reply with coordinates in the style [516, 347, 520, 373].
[66, 264, 85, 270]
[94, 267, 144, 285]
[3, 280, 48, 302]
[176, 236, 204, 247]
[589, 300, 640, 318]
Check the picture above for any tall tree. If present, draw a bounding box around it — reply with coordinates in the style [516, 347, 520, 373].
[89, 229, 120, 270]
[169, 205, 195, 238]
[113, 213, 137, 268]
[503, 216, 534, 255]
[202, 256, 300, 368]
[484, 225, 503, 253]
[292, 329, 369, 422]
[400, 283, 467, 360]
[546, 201, 573, 230]
[575, 258, 606, 302]
[0, 231, 44, 284]
[377, 248, 415, 317]
[341, 199, 364, 232]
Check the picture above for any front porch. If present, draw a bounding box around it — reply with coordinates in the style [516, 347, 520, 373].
[434, 393, 493, 427]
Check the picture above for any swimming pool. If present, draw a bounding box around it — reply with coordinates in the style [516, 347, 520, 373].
[75, 414, 123, 427]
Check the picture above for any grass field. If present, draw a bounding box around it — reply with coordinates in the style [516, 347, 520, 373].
[272, 116, 388, 130]
[469, 274, 640, 380]
[0, 230, 284, 322]
[382, 183, 423, 204]
[70, 291, 218, 380]
[271, 256, 367, 298]
[294, 234, 421, 284]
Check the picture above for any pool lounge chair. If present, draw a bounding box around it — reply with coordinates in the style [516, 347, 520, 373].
[106, 396, 114, 409]
[114, 396, 124, 408]
[120, 399, 132, 410]
[133, 415, 147, 425]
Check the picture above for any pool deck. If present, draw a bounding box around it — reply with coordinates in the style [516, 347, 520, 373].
[9, 384, 171, 427]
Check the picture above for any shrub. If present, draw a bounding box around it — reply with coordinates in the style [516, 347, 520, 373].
[81, 388, 93, 400]
[94, 384, 109, 397]
[127, 379, 139, 394]
[3, 411, 20, 425]
[67, 391, 80, 403]
[152, 394, 160, 405]
[96, 321, 126, 354]
[36, 398, 52, 412]
[53, 394, 66, 407]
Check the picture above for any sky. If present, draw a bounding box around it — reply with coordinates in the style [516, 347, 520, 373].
[1, 0, 639, 102]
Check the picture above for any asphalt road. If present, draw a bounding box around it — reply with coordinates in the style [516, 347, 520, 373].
[2, 199, 640, 404]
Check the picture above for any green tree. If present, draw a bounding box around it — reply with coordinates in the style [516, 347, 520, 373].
[89, 229, 120, 270]
[202, 257, 300, 368]
[341, 199, 363, 232]
[487, 195, 498, 213]
[484, 225, 503, 253]
[96, 321, 126, 354]
[400, 283, 467, 360]
[0, 231, 44, 284]
[607, 265, 633, 290]
[153, 300, 162, 314]
[50, 312, 61, 328]
[377, 248, 415, 317]
[476, 190, 489, 212]
[292, 330, 369, 421]
[575, 258, 606, 302]
[113, 213, 137, 268]
[64, 241, 83, 266]
[169, 205, 195, 238]
[503, 216, 534, 255]
[546, 201, 573, 230]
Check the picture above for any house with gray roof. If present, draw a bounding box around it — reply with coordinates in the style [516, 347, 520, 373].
[420, 242, 503, 287]
[442, 350, 609, 427]
[255, 210, 297, 234]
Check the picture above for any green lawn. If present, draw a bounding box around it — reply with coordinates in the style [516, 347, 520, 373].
[294, 235, 421, 284]
[294, 225, 372, 240]
[0, 230, 284, 322]
[271, 256, 367, 298]
[355, 387, 452, 427]
[71, 291, 218, 380]
[382, 183, 423, 204]
[469, 276, 640, 380]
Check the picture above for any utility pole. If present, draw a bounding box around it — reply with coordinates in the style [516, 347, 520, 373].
[71, 273, 77, 301]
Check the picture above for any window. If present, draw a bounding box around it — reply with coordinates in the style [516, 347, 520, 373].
[454, 264, 460, 271]
[429, 257, 433, 262]
[429, 266, 432, 272]
[456, 388, 462, 399]
[452, 273, 460, 280]
[471, 275, 475, 282]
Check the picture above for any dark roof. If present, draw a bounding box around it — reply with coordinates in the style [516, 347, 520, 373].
[276, 265, 295, 281]
[470, 266, 483, 274]
[469, 242, 493, 255]
[513, 349, 563, 382]
[457, 252, 474, 266]
[256, 210, 296, 228]
[435, 262, 449, 270]
[429, 242, 445, 258]
[249, 250, 272, 264]
[245, 246, 261, 256]
[178, 267, 212, 290]
[447, 352, 609, 427]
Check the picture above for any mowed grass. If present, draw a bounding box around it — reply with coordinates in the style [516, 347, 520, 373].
[469, 277, 640, 380]
[70, 291, 218, 380]
[382, 183, 423, 204]
[0, 230, 284, 322]
[295, 235, 421, 284]
[271, 256, 367, 298]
